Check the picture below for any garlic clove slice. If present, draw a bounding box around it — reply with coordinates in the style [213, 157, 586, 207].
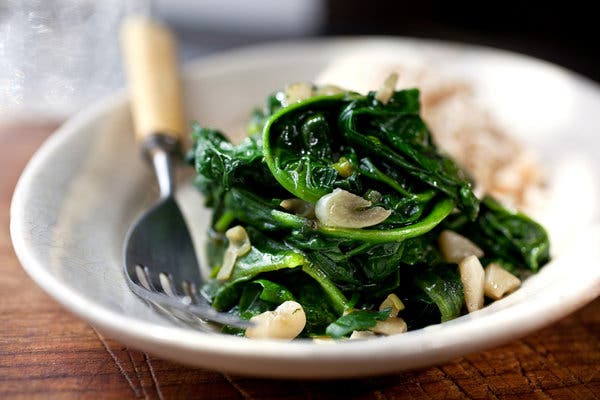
[315, 188, 391, 228]
[484, 263, 521, 300]
[245, 301, 306, 340]
[459, 255, 485, 313]
[439, 230, 484, 264]
[216, 225, 251, 281]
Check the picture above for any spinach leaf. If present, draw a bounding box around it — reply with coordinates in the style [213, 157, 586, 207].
[263, 95, 353, 202]
[400, 235, 445, 266]
[223, 188, 284, 231]
[252, 279, 295, 304]
[190, 124, 275, 193]
[412, 266, 463, 322]
[325, 309, 391, 338]
[305, 250, 362, 288]
[301, 263, 350, 314]
[357, 242, 404, 282]
[234, 278, 296, 320]
[295, 277, 340, 335]
[238, 284, 275, 320]
[206, 246, 305, 311]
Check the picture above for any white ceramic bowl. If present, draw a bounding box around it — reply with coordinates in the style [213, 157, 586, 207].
[11, 38, 600, 378]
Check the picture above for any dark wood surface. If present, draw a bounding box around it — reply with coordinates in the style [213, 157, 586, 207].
[1, 123, 599, 399]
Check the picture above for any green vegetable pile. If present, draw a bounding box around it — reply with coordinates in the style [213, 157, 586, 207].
[188, 83, 550, 338]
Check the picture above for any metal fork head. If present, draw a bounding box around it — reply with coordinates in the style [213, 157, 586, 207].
[127, 264, 251, 329]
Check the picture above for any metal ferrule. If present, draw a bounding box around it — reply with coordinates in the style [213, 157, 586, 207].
[143, 133, 181, 199]
[142, 132, 181, 161]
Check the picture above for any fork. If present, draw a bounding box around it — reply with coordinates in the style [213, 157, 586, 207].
[120, 16, 249, 330]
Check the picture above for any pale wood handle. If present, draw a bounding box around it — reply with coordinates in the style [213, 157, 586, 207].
[121, 16, 185, 142]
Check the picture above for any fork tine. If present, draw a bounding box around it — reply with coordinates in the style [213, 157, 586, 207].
[125, 268, 251, 329]
[135, 265, 155, 291]
[146, 299, 216, 332]
[160, 273, 197, 308]
[181, 280, 197, 305]
[132, 283, 252, 328]
[159, 272, 176, 296]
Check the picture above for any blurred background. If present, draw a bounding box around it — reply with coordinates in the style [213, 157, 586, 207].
[1, 0, 597, 121]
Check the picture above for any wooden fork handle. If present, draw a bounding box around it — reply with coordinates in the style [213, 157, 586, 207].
[121, 16, 185, 144]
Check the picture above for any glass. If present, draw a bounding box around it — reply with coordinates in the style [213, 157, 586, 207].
[0, 0, 150, 120]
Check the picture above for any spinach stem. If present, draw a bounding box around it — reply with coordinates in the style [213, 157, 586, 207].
[302, 263, 349, 314]
[360, 158, 435, 201]
[272, 198, 454, 243]
[214, 210, 235, 232]
[344, 242, 376, 258]
[317, 198, 453, 243]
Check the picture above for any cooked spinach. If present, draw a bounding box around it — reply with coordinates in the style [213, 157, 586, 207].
[189, 83, 550, 339]
[326, 309, 391, 338]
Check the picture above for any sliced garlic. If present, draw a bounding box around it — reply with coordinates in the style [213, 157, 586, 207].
[285, 82, 314, 104]
[375, 73, 399, 104]
[370, 317, 407, 336]
[349, 330, 376, 340]
[379, 293, 405, 317]
[315, 188, 392, 228]
[438, 230, 484, 264]
[216, 225, 251, 281]
[245, 301, 306, 340]
[484, 263, 521, 300]
[315, 84, 345, 96]
[280, 198, 315, 218]
[217, 250, 237, 282]
[459, 255, 485, 313]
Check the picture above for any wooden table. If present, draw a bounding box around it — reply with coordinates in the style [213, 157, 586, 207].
[1, 123, 598, 399]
